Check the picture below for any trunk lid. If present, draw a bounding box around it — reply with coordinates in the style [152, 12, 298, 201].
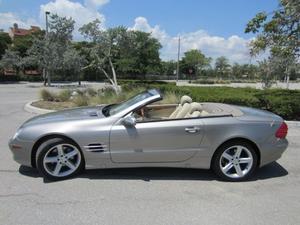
[236, 106, 283, 122]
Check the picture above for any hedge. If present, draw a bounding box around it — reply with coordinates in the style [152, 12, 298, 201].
[255, 89, 300, 120]
[122, 82, 300, 120]
[0, 75, 20, 82]
[19, 75, 43, 82]
[0, 75, 43, 82]
[190, 79, 231, 84]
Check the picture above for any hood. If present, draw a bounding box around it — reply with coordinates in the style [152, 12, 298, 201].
[21, 106, 106, 128]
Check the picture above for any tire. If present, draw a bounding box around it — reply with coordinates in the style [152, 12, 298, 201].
[36, 138, 85, 181]
[212, 140, 258, 181]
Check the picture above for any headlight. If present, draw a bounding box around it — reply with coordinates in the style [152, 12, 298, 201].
[13, 128, 22, 140]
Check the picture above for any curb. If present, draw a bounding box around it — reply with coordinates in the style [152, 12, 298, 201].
[24, 101, 55, 114]
[286, 121, 300, 127]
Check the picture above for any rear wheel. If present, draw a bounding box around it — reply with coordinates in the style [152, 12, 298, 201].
[36, 138, 84, 181]
[212, 141, 258, 181]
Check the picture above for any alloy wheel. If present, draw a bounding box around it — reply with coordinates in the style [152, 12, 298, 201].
[43, 143, 81, 177]
[219, 145, 253, 179]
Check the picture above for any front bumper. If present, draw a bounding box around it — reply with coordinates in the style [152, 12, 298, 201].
[8, 138, 33, 167]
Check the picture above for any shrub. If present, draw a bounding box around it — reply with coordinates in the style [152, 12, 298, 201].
[40, 89, 55, 101]
[74, 89, 85, 96]
[72, 95, 88, 107]
[232, 79, 258, 83]
[57, 89, 72, 102]
[215, 80, 231, 84]
[160, 92, 180, 104]
[118, 79, 170, 85]
[255, 89, 300, 120]
[86, 87, 97, 97]
[19, 75, 43, 82]
[191, 79, 231, 85]
[0, 75, 20, 82]
[100, 86, 117, 95]
[37, 83, 300, 120]
[191, 79, 215, 84]
[154, 85, 300, 120]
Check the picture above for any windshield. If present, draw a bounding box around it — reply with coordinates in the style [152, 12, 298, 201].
[103, 91, 156, 116]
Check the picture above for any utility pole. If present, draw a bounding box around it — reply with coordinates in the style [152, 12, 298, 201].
[45, 11, 51, 86]
[176, 36, 181, 83]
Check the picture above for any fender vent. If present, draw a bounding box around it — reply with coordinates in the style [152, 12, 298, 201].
[83, 143, 107, 152]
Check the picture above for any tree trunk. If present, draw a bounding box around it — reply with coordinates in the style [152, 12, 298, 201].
[43, 68, 47, 86]
[108, 57, 120, 94]
[47, 70, 51, 87]
[99, 67, 120, 95]
[78, 71, 81, 86]
[93, 54, 120, 95]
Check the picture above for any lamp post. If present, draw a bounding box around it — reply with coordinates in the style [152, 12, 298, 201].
[45, 11, 51, 86]
[176, 36, 181, 84]
[45, 11, 50, 35]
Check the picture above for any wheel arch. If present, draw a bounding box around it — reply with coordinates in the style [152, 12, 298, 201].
[31, 134, 81, 168]
[210, 137, 261, 169]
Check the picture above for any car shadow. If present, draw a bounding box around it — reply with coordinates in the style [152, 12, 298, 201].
[19, 161, 288, 183]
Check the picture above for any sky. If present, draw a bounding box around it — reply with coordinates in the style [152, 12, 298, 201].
[0, 0, 279, 63]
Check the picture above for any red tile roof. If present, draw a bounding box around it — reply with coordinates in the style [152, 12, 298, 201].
[11, 28, 31, 36]
[10, 25, 40, 37]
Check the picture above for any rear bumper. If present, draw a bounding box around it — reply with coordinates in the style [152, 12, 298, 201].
[259, 138, 288, 167]
[8, 138, 32, 167]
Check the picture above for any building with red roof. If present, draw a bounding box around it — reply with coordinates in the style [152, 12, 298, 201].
[9, 23, 40, 40]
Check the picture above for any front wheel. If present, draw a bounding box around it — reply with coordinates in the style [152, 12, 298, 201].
[36, 138, 84, 181]
[212, 141, 258, 181]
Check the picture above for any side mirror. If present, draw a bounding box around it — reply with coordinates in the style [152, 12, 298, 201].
[122, 115, 136, 127]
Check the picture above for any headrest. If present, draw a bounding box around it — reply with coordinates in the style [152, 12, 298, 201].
[189, 102, 202, 113]
[180, 95, 192, 105]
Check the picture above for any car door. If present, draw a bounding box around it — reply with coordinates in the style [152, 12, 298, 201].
[109, 118, 205, 163]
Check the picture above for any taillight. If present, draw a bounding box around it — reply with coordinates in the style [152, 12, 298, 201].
[275, 122, 288, 139]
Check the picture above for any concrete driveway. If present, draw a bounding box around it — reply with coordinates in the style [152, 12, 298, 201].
[1, 83, 300, 225]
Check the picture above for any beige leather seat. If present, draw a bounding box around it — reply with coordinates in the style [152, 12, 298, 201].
[185, 102, 203, 118]
[200, 110, 210, 116]
[175, 102, 192, 118]
[169, 95, 192, 119]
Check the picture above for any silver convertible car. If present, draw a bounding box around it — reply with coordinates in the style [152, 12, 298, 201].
[9, 89, 288, 181]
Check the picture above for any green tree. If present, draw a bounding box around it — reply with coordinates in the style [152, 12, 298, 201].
[181, 49, 211, 78]
[161, 60, 177, 76]
[11, 30, 45, 57]
[0, 49, 21, 74]
[232, 63, 259, 80]
[12, 36, 33, 58]
[63, 46, 87, 85]
[72, 41, 98, 81]
[0, 32, 12, 59]
[129, 31, 162, 77]
[25, 14, 75, 85]
[231, 63, 242, 79]
[80, 20, 125, 93]
[80, 20, 162, 91]
[268, 54, 298, 83]
[258, 59, 274, 88]
[245, 0, 299, 58]
[215, 56, 231, 79]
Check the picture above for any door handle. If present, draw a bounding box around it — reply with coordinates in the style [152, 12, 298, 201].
[185, 127, 201, 133]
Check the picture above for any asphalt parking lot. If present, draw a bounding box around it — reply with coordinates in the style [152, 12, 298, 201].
[1, 83, 300, 225]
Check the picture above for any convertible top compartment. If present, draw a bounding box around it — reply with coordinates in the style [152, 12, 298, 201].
[200, 103, 244, 117]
